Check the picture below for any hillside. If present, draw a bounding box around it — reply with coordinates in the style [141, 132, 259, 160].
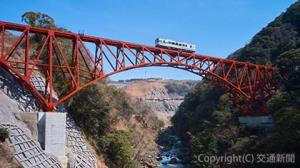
[66, 81, 164, 168]
[172, 1, 300, 168]
[111, 79, 197, 126]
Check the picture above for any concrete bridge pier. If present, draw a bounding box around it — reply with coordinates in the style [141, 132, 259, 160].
[38, 112, 68, 167]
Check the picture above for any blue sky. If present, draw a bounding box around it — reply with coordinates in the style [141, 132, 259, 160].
[0, 0, 297, 80]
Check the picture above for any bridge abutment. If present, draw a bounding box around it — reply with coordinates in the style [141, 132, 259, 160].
[38, 112, 68, 167]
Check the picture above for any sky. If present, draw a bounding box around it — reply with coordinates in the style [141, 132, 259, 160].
[0, 0, 297, 80]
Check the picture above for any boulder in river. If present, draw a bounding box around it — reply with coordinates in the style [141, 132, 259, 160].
[169, 157, 178, 164]
[156, 156, 162, 161]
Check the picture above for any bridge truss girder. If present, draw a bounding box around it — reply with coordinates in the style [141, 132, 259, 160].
[0, 21, 277, 115]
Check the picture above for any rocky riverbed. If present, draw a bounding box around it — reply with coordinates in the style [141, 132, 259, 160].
[156, 127, 191, 168]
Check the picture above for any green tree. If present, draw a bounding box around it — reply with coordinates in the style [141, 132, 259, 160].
[99, 131, 137, 168]
[0, 128, 8, 142]
[277, 48, 300, 92]
[21, 12, 55, 28]
[267, 92, 300, 153]
[67, 84, 110, 138]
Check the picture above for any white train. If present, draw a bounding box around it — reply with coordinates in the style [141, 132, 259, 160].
[155, 38, 196, 53]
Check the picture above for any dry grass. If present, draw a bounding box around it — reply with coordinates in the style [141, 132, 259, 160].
[122, 80, 165, 98]
[0, 142, 20, 168]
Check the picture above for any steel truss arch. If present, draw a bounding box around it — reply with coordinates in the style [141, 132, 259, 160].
[0, 21, 278, 115]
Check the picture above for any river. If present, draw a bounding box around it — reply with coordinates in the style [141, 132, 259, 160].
[156, 128, 190, 168]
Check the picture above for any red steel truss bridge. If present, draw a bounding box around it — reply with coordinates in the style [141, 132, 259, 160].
[0, 21, 278, 115]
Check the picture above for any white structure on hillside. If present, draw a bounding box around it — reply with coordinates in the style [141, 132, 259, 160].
[239, 116, 273, 127]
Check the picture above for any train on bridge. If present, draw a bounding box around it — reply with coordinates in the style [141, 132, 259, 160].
[155, 38, 196, 53]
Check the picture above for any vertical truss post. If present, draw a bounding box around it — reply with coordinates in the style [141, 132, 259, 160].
[98, 41, 104, 76]
[75, 37, 80, 86]
[121, 44, 125, 68]
[48, 31, 54, 111]
[94, 43, 98, 78]
[116, 47, 120, 70]
[0, 24, 4, 60]
[25, 29, 30, 78]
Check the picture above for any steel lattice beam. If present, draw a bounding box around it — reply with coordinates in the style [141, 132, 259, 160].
[0, 21, 278, 115]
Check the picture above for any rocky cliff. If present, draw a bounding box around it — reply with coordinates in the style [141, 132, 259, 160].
[111, 79, 197, 126]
